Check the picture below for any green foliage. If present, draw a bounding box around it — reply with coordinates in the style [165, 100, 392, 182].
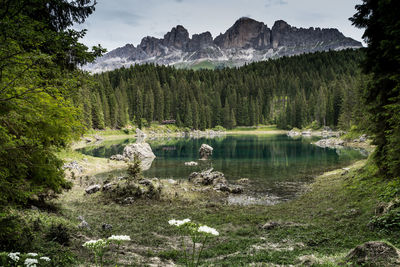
[127, 156, 142, 183]
[45, 224, 70, 246]
[0, 211, 33, 251]
[0, 0, 104, 207]
[212, 125, 226, 131]
[369, 177, 400, 231]
[370, 206, 400, 231]
[341, 125, 363, 141]
[0, 208, 78, 266]
[351, 0, 400, 178]
[381, 178, 400, 202]
[306, 120, 321, 130]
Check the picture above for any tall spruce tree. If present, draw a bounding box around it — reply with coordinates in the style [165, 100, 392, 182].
[351, 0, 400, 177]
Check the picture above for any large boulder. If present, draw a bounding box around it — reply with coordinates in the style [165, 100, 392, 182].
[344, 241, 400, 267]
[199, 144, 213, 160]
[123, 143, 156, 160]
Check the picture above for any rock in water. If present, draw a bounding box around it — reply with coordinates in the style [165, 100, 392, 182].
[199, 144, 213, 160]
[123, 143, 156, 160]
[314, 138, 345, 148]
[140, 157, 155, 171]
[287, 129, 301, 137]
[344, 241, 400, 267]
[136, 128, 147, 141]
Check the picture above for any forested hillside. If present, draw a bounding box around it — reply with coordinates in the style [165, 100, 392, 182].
[79, 49, 366, 130]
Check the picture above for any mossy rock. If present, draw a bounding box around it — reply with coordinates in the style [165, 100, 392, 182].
[343, 241, 400, 266]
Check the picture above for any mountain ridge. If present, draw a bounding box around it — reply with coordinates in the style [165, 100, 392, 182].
[84, 17, 362, 73]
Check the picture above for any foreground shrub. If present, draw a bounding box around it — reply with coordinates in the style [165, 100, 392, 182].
[45, 224, 70, 246]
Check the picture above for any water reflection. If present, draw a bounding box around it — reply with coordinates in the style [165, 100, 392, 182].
[77, 135, 367, 201]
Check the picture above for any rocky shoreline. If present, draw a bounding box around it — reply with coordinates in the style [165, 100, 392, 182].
[287, 128, 373, 150]
[287, 128, 342, 138]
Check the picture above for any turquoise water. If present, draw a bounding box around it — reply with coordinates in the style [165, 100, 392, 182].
[77, 135, 367, 203]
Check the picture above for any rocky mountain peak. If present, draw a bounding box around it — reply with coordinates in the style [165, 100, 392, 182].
[139, 36, 163, 57]
[188, 31, 213, 51]
[272, 20, 290, 31]
[214, 17, 271, 49]
[163, 25, 190, 50]
[84, 18, 363, 73]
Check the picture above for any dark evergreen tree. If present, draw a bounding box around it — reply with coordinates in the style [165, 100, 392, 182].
[351, 0, 400, 177]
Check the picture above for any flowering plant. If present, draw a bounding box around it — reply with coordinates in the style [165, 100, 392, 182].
[108, 235, 131, 265]
[169, 218, 219, 267]
[83, 239, 109, 267]
[24, 258, 38, 267]
[83, 235, 131, 267]
[3, 252, 50, 267]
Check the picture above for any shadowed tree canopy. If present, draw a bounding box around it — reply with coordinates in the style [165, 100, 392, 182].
[0, 0, 104, 207]
[351, 0, 400, 177]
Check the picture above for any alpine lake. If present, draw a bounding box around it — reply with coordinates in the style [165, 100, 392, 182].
[77, 134, 368, 205]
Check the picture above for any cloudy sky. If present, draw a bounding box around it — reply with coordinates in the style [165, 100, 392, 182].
[75, 0, 365, 51]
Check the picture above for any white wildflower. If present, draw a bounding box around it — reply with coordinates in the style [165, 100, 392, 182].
[40, 256, 51, 262]
[198, 225, 219, 236]
[8, 252, 20, 262]
[26, 253, 38, 257]
[83, 239, 97, 246]
[108, 235, 131, 241]
[83, 239, 108, 249]
[24, 258, 38, 267]
[168, 218, 191, 226]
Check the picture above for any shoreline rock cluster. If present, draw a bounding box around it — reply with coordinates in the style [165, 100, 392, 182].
[314, 134, 370, 149]
[188, 169, 243, 194]
[314, 138, 345, 148]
